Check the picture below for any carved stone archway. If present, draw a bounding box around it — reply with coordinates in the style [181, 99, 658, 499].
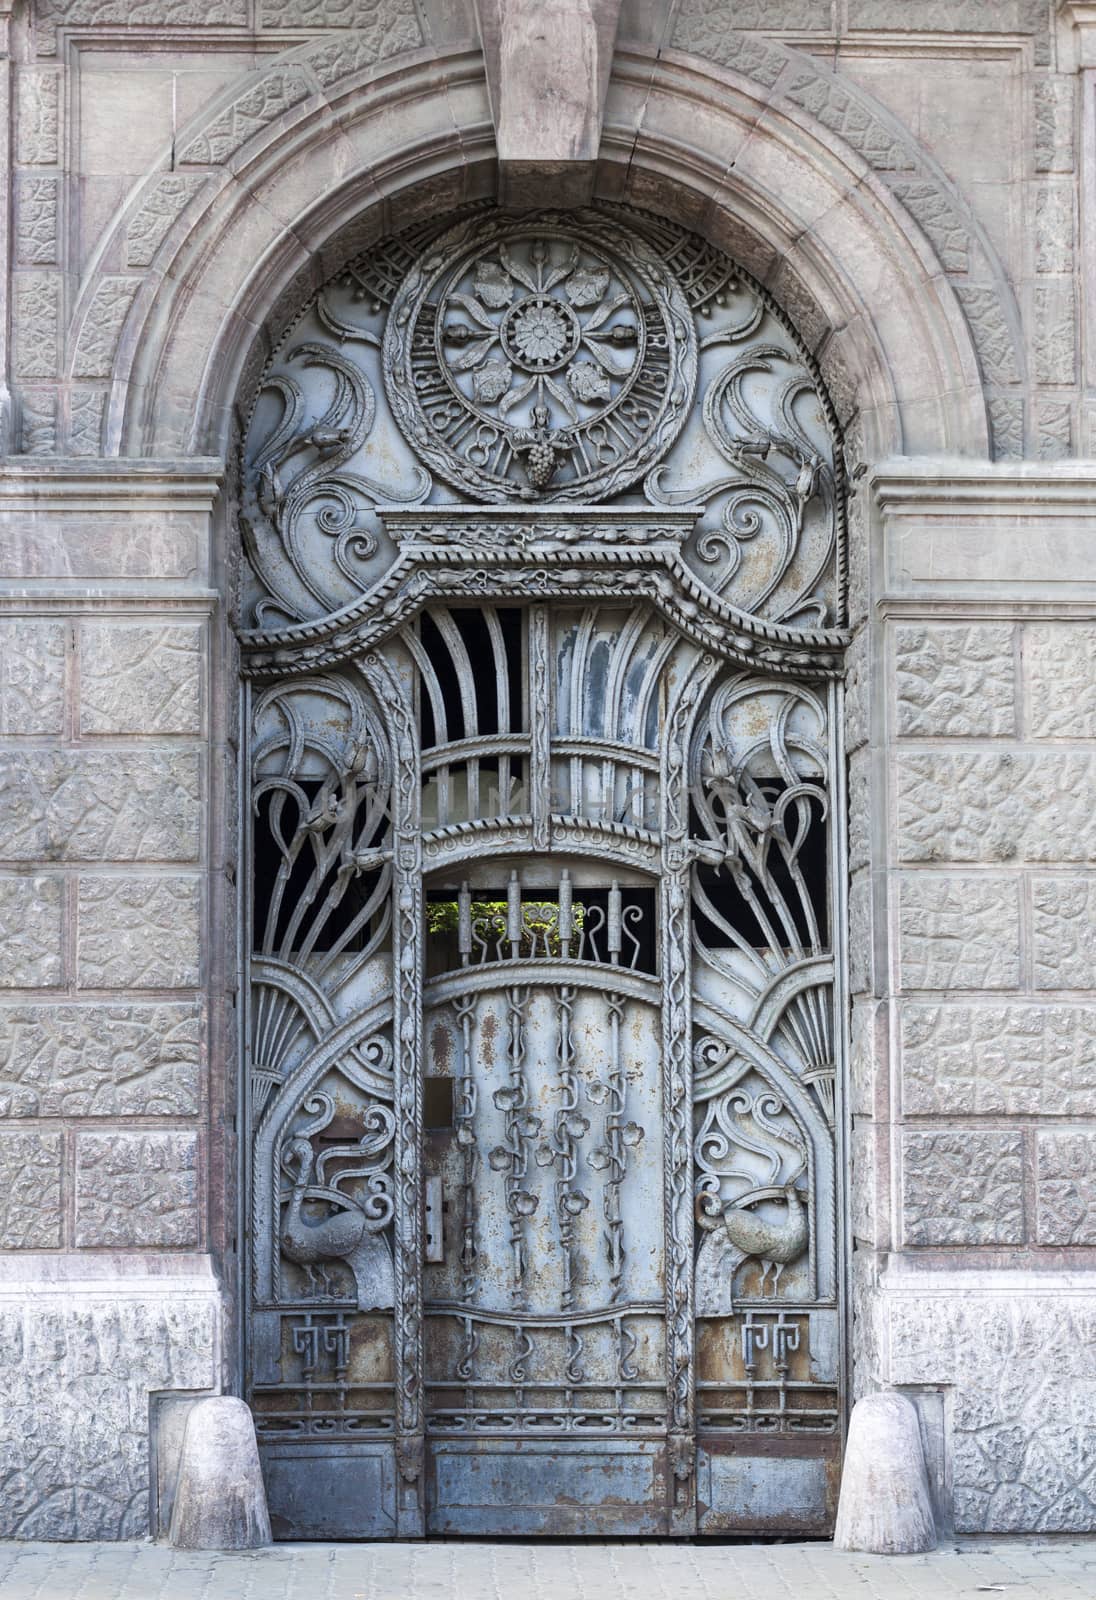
[66, 39, 996, 464]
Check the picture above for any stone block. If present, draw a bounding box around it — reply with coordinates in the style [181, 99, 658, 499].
[1033, 282, 1076, 385]
[15, 69, 60, 165]
[20, 391, 58, 456]
[13, 274, 61, 379]
[848, 0, 1047, 58]
[72, 278, 141, 380]
[169, 1397, 271, 1550]
[0, 509, 204, 582]
[0, 750, 201, 863]
[69, 392, 106, 457]
[74, 1131, 199, 1248]
[897, 875, 1020, 991]
[1036, 401, 1073, 461]
[883, 1289, 1096, 1532]
[900, 1003, 1096, 1116]
[15, 177, 60, 267]
[848, 868, 873, 997]
[955, 287, 1020, 386]
[893, 623, 1014, 738]
[0, 1275, 219, 1538]
[1036, 1131, 1096, 1245]
[0, 875, 63, 988]
[843, 625, 869, 753]
[847, 746, 872, 873]
[895, 752, 1096, 864]
[834, 1392, 936, 1553]
[126, 175, 209, 269]
[987, 396, 1024, 462]
[1034, 182, 1074, 275]
[0, 1130, 62, 1248]
[0, 619, 66, 734]
[0, 1002, 201, 1117]
[901, 1130, 1023, 1246]
[849, 1122, 879, 1245]
[79, 622, 202, 735]
[179, 66, 313, 166]
[1034, 77, 1074, 173]
[1032, 878, 1096, 990]
[850, 997, 886, 1117]
[77, 876, 201, 990]
[1025, 623, 1096, 738]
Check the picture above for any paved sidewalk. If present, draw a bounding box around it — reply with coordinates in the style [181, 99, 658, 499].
[0, 1539, 1094, 1600]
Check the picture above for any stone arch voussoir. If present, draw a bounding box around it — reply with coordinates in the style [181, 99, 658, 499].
[70, 26, 1008, 461]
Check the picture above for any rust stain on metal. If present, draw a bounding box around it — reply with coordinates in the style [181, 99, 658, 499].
[430, 1021, 451, 1073]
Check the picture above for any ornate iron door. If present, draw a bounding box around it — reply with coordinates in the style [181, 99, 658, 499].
[238, 207, 847, 1539]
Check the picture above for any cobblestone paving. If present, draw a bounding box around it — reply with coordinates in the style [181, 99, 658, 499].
[1, 1540, 1095, 1600]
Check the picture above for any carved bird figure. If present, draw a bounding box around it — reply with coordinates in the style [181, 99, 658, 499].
[281, 1136, 394, 1312]
[694, 1183, 809, 1317]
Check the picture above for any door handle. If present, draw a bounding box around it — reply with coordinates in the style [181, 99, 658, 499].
[424, 1175, 444, 1262]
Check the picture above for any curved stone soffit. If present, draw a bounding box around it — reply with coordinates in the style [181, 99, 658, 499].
[663, 18, 1025, 456]
[62, 20, 1020, 458]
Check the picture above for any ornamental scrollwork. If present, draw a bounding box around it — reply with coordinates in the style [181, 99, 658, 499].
[236, 202, 844, 644]
[239, 202, 846, 1495]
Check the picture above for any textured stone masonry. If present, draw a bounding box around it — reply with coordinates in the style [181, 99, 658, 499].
[0, 619, 66, 734]
[894, 624, 1015, 738]
[0, 749, 201, 863]
[901, 1130, 1025, 1247]
[897, 876, 1021, 991]
[79, 623, 203, 735]
[74, 1132, 200, 1248]
[76, 877, 202, 990]
[1, 0, 1095, 1549]
[0, 1002, 202, 1117]
[900, 1004, 1096, 1116]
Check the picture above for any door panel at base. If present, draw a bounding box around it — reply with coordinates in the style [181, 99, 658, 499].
[426, 1440, 672, 1536]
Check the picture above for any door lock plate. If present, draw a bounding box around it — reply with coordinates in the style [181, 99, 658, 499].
[424, 1175, 444, 1262]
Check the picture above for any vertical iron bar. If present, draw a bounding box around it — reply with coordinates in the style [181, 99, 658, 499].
[361, 650, 424, 1535]
[529, 605, 551, 848]
[661, 655, 714, 1534]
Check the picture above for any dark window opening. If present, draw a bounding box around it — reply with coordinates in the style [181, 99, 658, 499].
[418, 606, 524, 747]
[690, 786, 828, 952]
[252, 780, 388, 955]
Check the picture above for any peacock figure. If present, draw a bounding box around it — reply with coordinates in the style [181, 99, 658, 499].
[694, 1180, 809, 1318]
[281, 1134, 395, 1311]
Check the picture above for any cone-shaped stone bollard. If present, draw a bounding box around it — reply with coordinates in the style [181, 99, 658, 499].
[169, 1397, 272, 1550]
[834, 1392, 937, 1554]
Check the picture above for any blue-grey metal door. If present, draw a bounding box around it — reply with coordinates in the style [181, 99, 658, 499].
[238, 205, 847, 1539]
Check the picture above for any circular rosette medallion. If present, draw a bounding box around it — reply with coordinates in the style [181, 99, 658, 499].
[383, 211, 697, 501]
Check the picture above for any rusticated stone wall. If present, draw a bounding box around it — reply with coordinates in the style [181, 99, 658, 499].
[848, 464, 1096, 1533]
[0, 1263, 221, 1538]
[0, 594, 209, 1249]
[0, 465, 222, 1539]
